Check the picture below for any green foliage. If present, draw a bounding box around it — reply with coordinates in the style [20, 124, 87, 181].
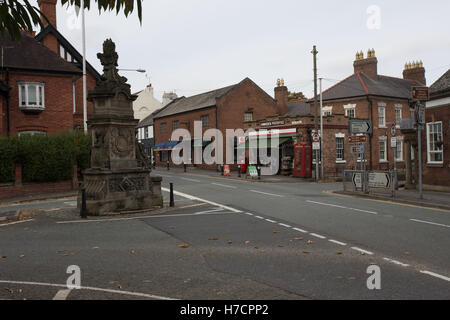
[0, 136, 18, 183]
[1, 0, 143, 40]
[0, 132, 91, 183]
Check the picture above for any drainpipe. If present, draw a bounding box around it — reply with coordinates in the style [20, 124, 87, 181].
[367, 95, 373, 171]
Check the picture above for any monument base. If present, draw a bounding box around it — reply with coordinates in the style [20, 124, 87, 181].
[79, 168, 163, 216]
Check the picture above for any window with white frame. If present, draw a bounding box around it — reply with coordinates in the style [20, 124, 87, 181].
[201, 115, 209, 127]
[244, 112, 253, 122]
[427, 121, 443, 163]
[379, 136, 387, 162]
[378, 103, 386, 127]
[395, 137, 403, 162]
[18, 82, 45, 111]
[18, 131, 46, 137]
[344, 104, 356, 118]
[395, 104, 402, 127]
[322, 106, 333, 117]
[336, 137, 345, 161]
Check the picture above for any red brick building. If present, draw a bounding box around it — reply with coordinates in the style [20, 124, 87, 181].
[0, 32, 82, 136]
[0, 0, 100, 137]
[422, 69, 450, 191]
[153, 77, 281, 168]
[246, 49, 427, 180]
[35, 0, 101, 130]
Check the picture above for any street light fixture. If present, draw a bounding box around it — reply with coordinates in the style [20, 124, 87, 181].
[118, 69, 146, 73]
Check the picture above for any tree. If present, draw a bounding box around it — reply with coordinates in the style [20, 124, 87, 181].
[0, 0, 142, 40]
[287, 91, 307, 101]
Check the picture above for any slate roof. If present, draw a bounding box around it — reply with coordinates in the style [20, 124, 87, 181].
[35, 25, 101, 80]
[310, 72, 421, 102]
[153, 83, 238, 119]
[286, 100, 310, 117]
[0, 32, 81, 75]
[430, 69, 450, 98]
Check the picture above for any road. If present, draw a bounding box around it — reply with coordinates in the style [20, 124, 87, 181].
[0, 169, 449, 300]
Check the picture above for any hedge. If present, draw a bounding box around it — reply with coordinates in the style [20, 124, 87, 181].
[0, 132, 91, 183]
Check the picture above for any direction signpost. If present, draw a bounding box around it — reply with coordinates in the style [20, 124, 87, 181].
[411, 86, 429, 200]
[349, 120, 372, 135]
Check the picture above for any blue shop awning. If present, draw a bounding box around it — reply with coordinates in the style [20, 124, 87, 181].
[152, 141, 180, 151]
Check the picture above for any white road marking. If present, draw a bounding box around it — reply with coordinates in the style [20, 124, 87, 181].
[383, 257, 410, 267]
[420, 270, 450, 282]
[0, 219, 34, 227]
[410, 219, 450, 229]
[255, 216, 264, 219]
[306, 200, 378, 215]
[328, 239, 347, 246]
[64, 201, 77, 206]
[57, 210, 228, 224]
[211, 183, 237, 189]
[265, 219, 277, 223]
[162, 188, 242, 213]
[250, 190, 284, 198]
[44, 208, 61, 212]
[181, 178, 201, 183]
[53, 289, 72, 300]
[351, 247, 374, 255]
[179, 203, 207, 209]
[0, 280, 176, 300]
[278, 223, 292, 228]
[310, 233, 326, 239]
[244, 212, 254, 216]
[293, 227, 308, 233]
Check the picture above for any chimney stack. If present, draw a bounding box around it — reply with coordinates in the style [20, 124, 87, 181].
[403, 61, 426, 85]
[274, 78, 288, 115]
[38, 0, 57, 28]
[353, 49, 378, 80]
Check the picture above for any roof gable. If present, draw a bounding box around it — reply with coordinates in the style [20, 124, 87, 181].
[0, 32, 81, 75]
[430, 69, 450, 97]
[35, 25, 101, 80]
[153, 83, 238, 119]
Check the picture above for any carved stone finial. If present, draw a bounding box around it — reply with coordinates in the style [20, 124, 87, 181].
[89, 38, 134, 100]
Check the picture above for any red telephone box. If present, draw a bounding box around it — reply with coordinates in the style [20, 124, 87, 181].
[293, 142, 312, 178]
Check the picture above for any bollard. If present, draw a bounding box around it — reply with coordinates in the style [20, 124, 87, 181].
[80, 187, 87, 219]
[257, 166, 261, 180]
[169, 183, 174, 207]
[238, 165, 241, 178]
[184, 163, 187, 172]
[221, 165, 224, 176]
[167, 161, 170, 171]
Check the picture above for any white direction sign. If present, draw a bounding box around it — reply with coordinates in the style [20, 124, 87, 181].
[312, 142, 320, 150]
[349, 120, 372, 134]
[368, 172, 391, 188]
[352, 172, 362, 188]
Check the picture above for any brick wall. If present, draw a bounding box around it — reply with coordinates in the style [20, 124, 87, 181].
[5, 72, 74, 135]
[422, 104, 450, 190]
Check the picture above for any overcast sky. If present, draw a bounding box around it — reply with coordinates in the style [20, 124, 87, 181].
[35, 0, 450, 101]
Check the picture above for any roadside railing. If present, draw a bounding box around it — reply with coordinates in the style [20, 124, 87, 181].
[343, 170, 395, 198]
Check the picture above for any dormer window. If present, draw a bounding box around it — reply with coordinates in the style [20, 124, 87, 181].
[18, 82, 45, 112]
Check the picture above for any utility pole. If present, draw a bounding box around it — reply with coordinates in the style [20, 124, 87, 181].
[312, 45, 319, 181]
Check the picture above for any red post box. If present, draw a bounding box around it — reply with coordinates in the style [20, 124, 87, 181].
[293, 142, 312, 178]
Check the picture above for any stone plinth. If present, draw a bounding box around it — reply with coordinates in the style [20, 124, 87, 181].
[78, 39, 163, 216]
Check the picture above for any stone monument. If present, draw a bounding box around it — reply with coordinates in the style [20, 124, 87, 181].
[80, 39, 163, 216]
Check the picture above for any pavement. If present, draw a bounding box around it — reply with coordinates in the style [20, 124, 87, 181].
[0, 169, 448, 300]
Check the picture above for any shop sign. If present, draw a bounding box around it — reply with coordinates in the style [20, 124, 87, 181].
[260, 120, 285, 127]
[248, 166, 259, 177]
